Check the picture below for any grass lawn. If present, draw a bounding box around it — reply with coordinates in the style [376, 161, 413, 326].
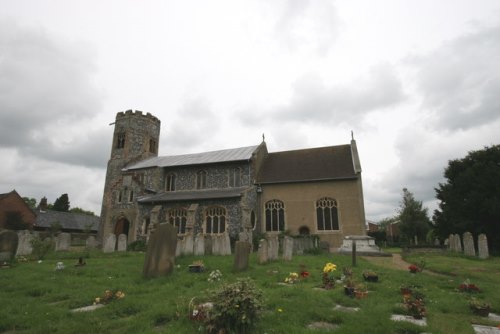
[1, 249, 499, 333]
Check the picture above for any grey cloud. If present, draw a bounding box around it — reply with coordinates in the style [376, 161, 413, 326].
[412, 24, 500, 130]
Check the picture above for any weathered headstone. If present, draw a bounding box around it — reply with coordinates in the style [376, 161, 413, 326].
[444, 238, 449, 247]
[463, 232, 475, 257]
[257, 239, 268, 264]
[117, 234, 127, 252]
[55, 233, 71, 251]
[182, 234, 194, 255]
[16, 230, 33, 256]
[478, 234, 489, 259]
[175, 240, 181, 257]
[212, 235, 221, 255]
[233, 241, 251, 271]
[434, 238, 440, 246]
[204, 235, 213, 256]
[448, 234, 454, 251]
[86, 236, 97, 249]
[267, 236, 279, 260]
[0, 230, 19, 262]
[103, 234, 116, 253]
[194, 235, 205, 256]
[454, 234, 463, 253]
[143, 223, 178, 278]
[282, 236, 293, 261]
[222, 233, 231, 255]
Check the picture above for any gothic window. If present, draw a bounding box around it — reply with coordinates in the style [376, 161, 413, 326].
[196, 170, 207, 189]
[265, 200, 285, 232]
[168, 208, 187, 235]
[165, 173, 176, 191]
[118, 190, 123, 203]
[149, 139, 157, 153]
[205, 206, 226, 234]
[129, 190, 134, 202]
[316, 197, 339, 231]
[250, 210, 256, 230]
[229, 167, 241, 187]
[116, 133, 126, 149]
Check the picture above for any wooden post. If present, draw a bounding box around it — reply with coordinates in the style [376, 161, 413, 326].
[352, 240, 357, 267]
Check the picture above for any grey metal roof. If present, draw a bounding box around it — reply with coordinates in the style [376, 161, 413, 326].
[34, 210, 100, 232]
[138, 187, 247, 204]
[125, 145, 259, 170]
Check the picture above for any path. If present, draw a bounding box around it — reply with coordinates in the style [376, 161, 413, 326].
[361, 253, 448, 277]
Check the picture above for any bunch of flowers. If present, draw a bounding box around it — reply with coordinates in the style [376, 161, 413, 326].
[408, 264, 420, 273]
[300, 270, 310, 279]
[207, 270, 223, 283]
[284, 272, 299, 284]
[322, 262, 337, 289]
[403, 294, 426, 319]
[93, 289, 125, 305]
[459, 279, 480, 293]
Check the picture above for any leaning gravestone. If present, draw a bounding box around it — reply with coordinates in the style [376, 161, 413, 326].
[0, 230, 19, 262]
[478, 234, 489, 259]
[282, 236, 294, 261]
[143, 223, 178, 278]
[117, 234, 127, 252]
[16, 230, 33, 256]
[257, 239, 268, 264]
[233, 241, 252, 271]
[103, 234, 116, 253]
[55, 233, 71, 251]
[86, 236, 97, 249]
[463, 232, 476, 257]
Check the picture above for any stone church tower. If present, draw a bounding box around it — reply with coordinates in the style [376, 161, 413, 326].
[98, 110, 161, 245]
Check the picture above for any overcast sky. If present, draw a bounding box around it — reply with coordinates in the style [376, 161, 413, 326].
[1, 0, 499, 222]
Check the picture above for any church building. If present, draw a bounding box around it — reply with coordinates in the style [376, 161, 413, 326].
[99, 110, 367, 251]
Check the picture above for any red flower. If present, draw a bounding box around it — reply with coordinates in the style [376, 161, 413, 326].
[300, 271, 310, 278]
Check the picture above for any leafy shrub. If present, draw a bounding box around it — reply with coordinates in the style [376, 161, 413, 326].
[30, 237, 54, 260]
[127, 239, 147, 252]
[205, 278, 264, 334]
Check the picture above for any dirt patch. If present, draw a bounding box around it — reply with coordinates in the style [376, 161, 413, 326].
[307, 322, 339, 330]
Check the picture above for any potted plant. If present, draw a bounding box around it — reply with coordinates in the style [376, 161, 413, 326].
[343, 277, 356, 297]
[362, 270, 378, 282]
[188, 260, 205, 273]
[354, 283, 368, 299]
[459, 279, 480, 293]
[321, 262, 337, 290]
[469, 297, 491, 317]
[400, 283, 414, 296]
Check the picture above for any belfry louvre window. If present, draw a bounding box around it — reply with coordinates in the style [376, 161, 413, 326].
[168, 208, 187, 235]
[229, 167, 241, 187]
[116, 133, 125, 149]
[265, 200, 285, 232]
[165, 173, 176, 191]
[205, 206, 226, 234]
[316, 197, 339, 231]
[149, 139, 156, 153]
[196, 170, 207, 189]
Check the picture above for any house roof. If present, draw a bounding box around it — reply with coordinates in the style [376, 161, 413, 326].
[257, 144, 357, 184]
[124, 145, 259, 170]
[138, 187, 246, 204]
[34, 210, 100, 232]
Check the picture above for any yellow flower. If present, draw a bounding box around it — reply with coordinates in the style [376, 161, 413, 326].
[277, 308, 283, 312]
[323, 262, 337, 273]
[94, 297, 101, 304]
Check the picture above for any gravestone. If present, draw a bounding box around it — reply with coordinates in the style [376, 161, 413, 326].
[463, 232, 475, 257]
[257, 239, 268, 264]
[204, 235, 213, 256]
[175, 240, 181, 257]
[233, 241, 251, 271]
[222, 233, 231, 255]
[194, 235, 205, 256]
[55, 233, 71, 251]
[86, 236, 97, 249]
[434, 238, 440, 246]
[478, 234, 489, 259]
[143, 223, 178, 278]
[282, 236, 293, 261]
[448, 234, 454, 251]
[0, 230, 19, 262]
[454, 234, 462, 253]
[16, 230, 33, 256]
[267, 236, 279, 260]
[182, 234, 194, 255]
[444, 238, 449, 247]
[103, 234, 116, 253]
[117, 234, 127, 252]
[212, 235, 221, 255]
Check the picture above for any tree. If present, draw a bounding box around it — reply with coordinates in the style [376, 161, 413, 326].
[69, 207, 96, 216]
[52, 194, 70, 212]
[22, 197, 37, 209]
[397, 188, 431, 244]
[433, 145, 500, 252]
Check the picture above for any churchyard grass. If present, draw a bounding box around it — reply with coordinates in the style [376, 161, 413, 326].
[1, 250, 499, 333]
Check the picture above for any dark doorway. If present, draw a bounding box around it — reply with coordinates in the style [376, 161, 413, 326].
[114, 217, 130, 236]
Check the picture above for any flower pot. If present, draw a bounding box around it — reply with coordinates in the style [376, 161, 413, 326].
[363, 275, 378, 282]
[354, 291, 368, 299]
[188, 265, 204, 273]
[344, 286, 355, 297]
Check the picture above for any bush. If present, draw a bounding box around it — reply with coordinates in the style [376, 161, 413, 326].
[30, 237, 54, 260]
[127, 239, 147, 252]
[205, 278, 264, 334]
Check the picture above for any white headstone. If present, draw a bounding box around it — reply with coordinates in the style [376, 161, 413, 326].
[194, 235, 205, 256]
[55, 233, 71, 251]
[117, 234, 127, 252]
[463, 232, 475, 257]
[16, 230, 33, 256]
[282, 236, 293, 261]
[478, 234, 489, 259]
[257, 239, 268, 264]
[103, 234, 116, 253]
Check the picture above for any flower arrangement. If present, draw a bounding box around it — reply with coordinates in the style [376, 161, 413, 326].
[284, 272, 299, 284]
[469, 297, 491, 317]
[459, 279, 480, 293]
[403, 294, 426, 319]
[93, 289, 125, 305]
[321, 262, 337, 289]
[354, 283, 368, 299]
[408, 264, 420, 273]
[362, 270, 379, 282]
[299, 264, 310, 279]
[207, 270, 222, 283]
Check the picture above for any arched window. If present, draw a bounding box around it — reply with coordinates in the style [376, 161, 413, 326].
[165, 173, 176, 191]
[196, 170, 207, 189]
[250, 210, 256, 230]
[205, 206, 226, 234]
[168, 208, 187, 235]
[265, 200, 285, 232]
[149, 138, 156, 153]
[229, 167, 241, 187]
[316, 197, 339, 231]
[116, 132, 126, 149]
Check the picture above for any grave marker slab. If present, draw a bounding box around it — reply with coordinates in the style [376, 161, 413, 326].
[143, 223, 177, 278]
[282, 236, 293, 261]
[16, 230, 33, 256]
[117, 234, 127, 252]
[55, 233, 71, 251]
[103, 234, 116, 253]
[478, 234, 489, 259]
[233, 241, 251, 271]
[257, 239, 268, 264]
[463, 232, 476, 257]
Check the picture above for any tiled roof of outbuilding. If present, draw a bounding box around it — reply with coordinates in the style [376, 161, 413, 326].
[257, 144, 357, 184]
[34, 210, 100, 231]
[125, 145, 259, 170]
